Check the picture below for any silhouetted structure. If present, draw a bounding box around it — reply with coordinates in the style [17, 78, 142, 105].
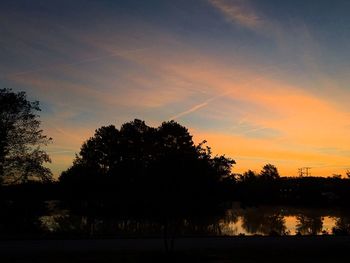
[298, 167, 312, 177]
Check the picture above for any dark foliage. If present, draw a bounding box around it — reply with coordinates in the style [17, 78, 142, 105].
[59, 119, 235, 220]
[0, 88, 52, 184]
[234, 173, 350, 207]
[1, 90, 350, 239]
[260, 164, 280, 180]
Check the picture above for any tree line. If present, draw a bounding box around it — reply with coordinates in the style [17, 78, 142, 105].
[1, 88, 350, 206]
[2, 88, 350, 239]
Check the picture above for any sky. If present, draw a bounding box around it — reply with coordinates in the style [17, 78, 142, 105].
[1, 0, 350, 178]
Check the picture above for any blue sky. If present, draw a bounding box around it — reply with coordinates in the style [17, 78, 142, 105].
[1, 0, 350, 177]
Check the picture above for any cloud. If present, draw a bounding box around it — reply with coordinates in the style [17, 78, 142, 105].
[3, 3, 350, 178]
[193, 130, 350, 177]
[8, 40, 350, 171]
[41, 122, 96, 179]
[0, 47, 150, 80]
[208, 0, 261, 29]
[156, 55, 350, 177]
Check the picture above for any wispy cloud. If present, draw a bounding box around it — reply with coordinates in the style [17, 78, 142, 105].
[0, 47, 150, 80]
[208, 0, 261, 29]
[3, 0, 350, 178]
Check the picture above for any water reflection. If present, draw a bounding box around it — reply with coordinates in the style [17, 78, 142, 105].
[296, 214, 323, 235]
[219, 207, 339, 236]
[239, 208, 287, 235]
[35, 203, 350, 237]
[333, 216, 350, 235]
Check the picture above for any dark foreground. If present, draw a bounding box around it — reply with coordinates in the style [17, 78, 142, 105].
[1, 236, 350, 262]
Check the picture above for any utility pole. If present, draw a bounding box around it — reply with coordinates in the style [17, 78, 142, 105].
[298, 168, 303, 177]
[305, 167, 311, 176]
[298, 167, 312, 177]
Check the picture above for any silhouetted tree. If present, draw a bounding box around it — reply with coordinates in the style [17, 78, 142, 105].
[59, 119, 235, 245]
[332, 216, 350, 235]
[0, 88, 52, 184]
[60, 119, 235, 198]
[260, 163, 280, 180]
[241, 207, 286, 235]
[346, 170, 350, 179]
[296, 214, 323, 235]
[332, 174, 342, 179]
[239, 170, 258, 182]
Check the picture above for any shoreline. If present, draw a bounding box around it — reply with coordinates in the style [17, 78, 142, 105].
[2, 235, 350, 251]
[2, 236, 350, 262]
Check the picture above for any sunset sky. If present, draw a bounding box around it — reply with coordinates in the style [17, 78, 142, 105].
[1, 0, 350, 178]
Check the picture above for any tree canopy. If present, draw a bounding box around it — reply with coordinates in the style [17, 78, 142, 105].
[260, 164, 280, 180]
[0, 88, 52, 184]
[60, 119, 235, 215]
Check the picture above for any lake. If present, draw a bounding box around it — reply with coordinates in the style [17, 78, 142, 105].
[38, 202, 350, 237]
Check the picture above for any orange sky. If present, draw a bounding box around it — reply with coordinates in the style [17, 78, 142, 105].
[2, 0, 350, 178]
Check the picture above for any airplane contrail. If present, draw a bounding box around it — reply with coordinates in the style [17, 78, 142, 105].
[169, 62, 297, 120]
[169, 102, 208, 120]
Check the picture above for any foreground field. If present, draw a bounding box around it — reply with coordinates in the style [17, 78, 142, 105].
[1, 236, 350, 262]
